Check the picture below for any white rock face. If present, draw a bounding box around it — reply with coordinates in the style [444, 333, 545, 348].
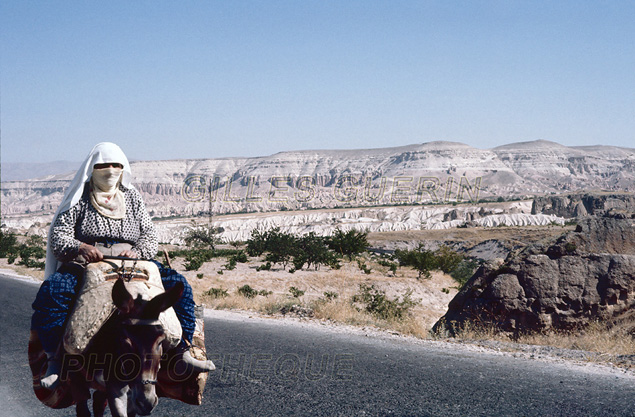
[2, 140, 633, 221]
[148, 201, 562, 245]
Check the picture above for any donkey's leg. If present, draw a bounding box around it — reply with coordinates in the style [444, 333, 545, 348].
[107, 385, 130, 417]
[70, 384, 90, 417]
[69, 372, 91, 417]
[93, 390, 108, 417]
[75, 400, 90, 417]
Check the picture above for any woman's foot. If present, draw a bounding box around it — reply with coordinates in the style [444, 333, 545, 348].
[180, 349, 215, 372]
[41, 355, 61, 389]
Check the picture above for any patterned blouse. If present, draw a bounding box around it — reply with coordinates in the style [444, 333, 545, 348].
[50, 185, 158, 262]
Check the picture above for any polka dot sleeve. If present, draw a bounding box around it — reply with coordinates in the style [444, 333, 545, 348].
[49, 204, 83, 262]
[127, 188, 158, 259]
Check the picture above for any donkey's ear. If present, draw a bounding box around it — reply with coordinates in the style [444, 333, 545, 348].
[112, 278, 134, 314]
[144, 281, 184, 317]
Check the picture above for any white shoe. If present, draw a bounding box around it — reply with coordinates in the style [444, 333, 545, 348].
[181, 349, 215, 372]
[41, 356, 61, 389]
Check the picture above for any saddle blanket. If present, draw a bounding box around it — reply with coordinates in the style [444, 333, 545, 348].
[63, 259, 182, 355]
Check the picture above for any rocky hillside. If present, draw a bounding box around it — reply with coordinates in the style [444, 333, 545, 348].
[2, 140, 634, 219]
[433, 214, 635, 335]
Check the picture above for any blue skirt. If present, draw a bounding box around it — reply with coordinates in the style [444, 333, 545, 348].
[31, 260, 196, 353]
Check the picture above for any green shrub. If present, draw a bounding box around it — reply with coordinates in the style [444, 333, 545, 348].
[224, 257, 237, 271]
[235, 285, 272, 298]
[377, 258, 398, 275]
[237, 284, 258, 298]
[249, 228, 342, 272]
[356, 259, 372, 274]
[323, 291, 339, 301]
[289, 286, 305, 298]
[327, 228, 368, 260]
[395, 246, 437, 279]
[204, 287, 229, 298]
[184, 222, 221, 249]
[256, 262, 272, 271]
[184, 249, 214, 271]
[352, 284, 417, 320]
[434, 245, 463, 274]
[293, 232, 339, 271]
[450, 259, 480, 289]
[13, 235, 46, 269]
[0, 230, 18, 258]
[231, 250, 248, 263]
[246, 228, 268, 256]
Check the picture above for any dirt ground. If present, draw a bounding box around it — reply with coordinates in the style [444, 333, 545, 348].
[4, 224, 573, 337]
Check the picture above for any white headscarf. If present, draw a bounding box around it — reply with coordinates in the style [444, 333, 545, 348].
[44, 142, 134, 277]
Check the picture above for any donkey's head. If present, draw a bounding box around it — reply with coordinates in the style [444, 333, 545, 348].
[111, 278, 184, 416]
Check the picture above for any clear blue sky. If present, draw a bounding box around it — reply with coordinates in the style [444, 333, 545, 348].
[1, 1, 634, 163]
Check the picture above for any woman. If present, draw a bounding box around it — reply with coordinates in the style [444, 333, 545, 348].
[32, 142, 214, 390]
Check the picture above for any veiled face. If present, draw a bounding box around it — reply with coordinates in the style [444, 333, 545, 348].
[92, 163, 124, 192]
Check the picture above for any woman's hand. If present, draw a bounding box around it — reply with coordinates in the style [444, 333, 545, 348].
[78, 243, 104, 263]
[118, 250, 138, 259]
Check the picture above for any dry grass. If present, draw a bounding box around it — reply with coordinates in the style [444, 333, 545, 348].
[0, 258, 45, 279]
[517, 322, 635, 356]
[436, 319, 635, 357]
[187, 252, 456, 340]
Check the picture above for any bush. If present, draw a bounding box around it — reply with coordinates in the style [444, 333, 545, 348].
[223, 257, 237, 271]
[183, 249, 214, 271]
[237, 284, 258, 298]
[0, 230, 18, 258]
[395, 246, 437, 279]
[7, 234, 47, 269]
[289, 286, 305, 298]
[327, 228, 368, 260]
[356, 259, 372, 274]
[184, 221, 222, 249]
[249, 228, 341, 272]
[323, 291, 339, 301]
[231, 250, 248, 263]
[256, 262, 272, 271]
[377, 257, 399, 275]
[293, 232, 339, 271]
[352, 284, 417, 320]
[236, 284, 271, 298]
[262, 228, 297, 268]
[246, 228, 268, 256]
[434, 245, 463, 274]
[204, 287, 228, 298]
[450, 259, 480, 289]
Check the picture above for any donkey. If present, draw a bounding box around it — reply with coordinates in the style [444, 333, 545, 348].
[64, 278, 184, 417]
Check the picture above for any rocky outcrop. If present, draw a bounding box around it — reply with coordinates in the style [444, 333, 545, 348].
[532, 193, 635, 218]
[433, 216, 635, 334]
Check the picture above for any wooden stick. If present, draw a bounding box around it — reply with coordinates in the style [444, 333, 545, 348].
[162, 248, 173, 269]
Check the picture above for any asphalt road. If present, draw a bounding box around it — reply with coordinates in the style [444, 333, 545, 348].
[1, 274, 634, 417]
